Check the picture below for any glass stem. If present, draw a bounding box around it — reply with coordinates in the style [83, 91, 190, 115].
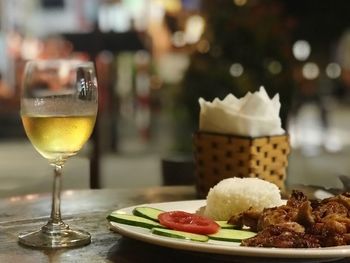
[42, 164, 68, 234]
[50, 164, 63, 224]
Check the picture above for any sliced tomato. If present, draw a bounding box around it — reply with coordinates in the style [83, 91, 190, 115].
[158, 211, 220, 235]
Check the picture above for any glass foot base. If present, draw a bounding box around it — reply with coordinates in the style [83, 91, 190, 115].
[18, 228, 91, 248]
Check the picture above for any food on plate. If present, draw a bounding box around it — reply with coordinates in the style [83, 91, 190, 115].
[203, 177, 283, 221]
[151, 227, 257, 243]
[229, 190, 350, 248]
[107, 213, 164, 229]
[158, 211, 220, 235]
[151, 228, 209, 242]
[215, 220, 237, 229]
[107, 206, 256, 243]
[133, 207, 163, 221]
[208, 229, 256, 242]
[133, 206, 236, 229]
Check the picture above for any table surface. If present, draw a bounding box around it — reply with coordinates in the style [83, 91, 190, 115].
[0, 185, 349, 263]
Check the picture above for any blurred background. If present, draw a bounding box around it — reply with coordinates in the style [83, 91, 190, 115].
[1, 0, 350, 197]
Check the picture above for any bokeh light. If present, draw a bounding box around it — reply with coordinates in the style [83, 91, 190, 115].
[184, 15, 205, 44]
[267, 60, 282, 75]
[234, 0, 248, 6]
[229, 63, 244, 77]
[325, 63, 341, 79]
[172, 31, 186, 47]
[302, 62, 319, 80]
[197, 39, 210, 53]
[293, 40, 311, 61]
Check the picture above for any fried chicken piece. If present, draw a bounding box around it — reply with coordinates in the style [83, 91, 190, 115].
[319, 233, 350, 247]
[295, 198, 315, 227]
[310, 214, 350, 246]
[286, 189, 309, 207]
[313, 200, 349, 220]
[241, 224, 320, 248]
[257, 206, 292, 231]
[308, 192, 350, 246]
[229, 190, 313, 232]
[325, 192, 350, 210]
[228, 207, 260, 231]
[231, 190, 350, 248]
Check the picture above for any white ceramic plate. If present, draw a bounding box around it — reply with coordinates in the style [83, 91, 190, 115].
[108, 200, 350, 260]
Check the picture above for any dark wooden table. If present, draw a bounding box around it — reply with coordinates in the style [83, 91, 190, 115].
[0, 185, 349, 263]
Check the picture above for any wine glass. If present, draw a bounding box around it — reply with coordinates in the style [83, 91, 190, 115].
[18, 59, 98, 248]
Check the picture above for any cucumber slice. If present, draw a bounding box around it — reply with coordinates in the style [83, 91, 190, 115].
[208, 229, 256, 242]
[107, 213, 164, 229]
[132, 207, 164, 222]
[215, 221, 237, 229]
[132, 207, 235, 229]
[151, 227, 209, 242]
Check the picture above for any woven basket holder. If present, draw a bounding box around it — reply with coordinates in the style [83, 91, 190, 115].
[193, 131, 290, 198]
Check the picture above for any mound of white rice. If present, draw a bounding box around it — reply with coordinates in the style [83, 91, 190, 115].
[203, 177, 283, 221]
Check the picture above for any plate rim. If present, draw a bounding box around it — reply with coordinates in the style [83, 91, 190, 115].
[108, 199, 350, 259]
